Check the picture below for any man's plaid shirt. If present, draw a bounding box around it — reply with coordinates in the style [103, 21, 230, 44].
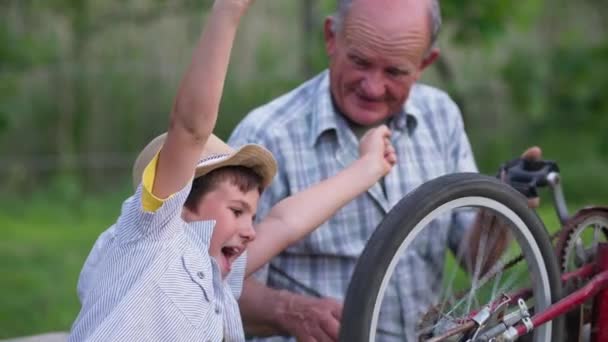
[229, 70, 478, 341]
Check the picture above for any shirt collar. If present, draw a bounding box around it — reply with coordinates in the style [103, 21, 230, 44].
[402, 94, 421, 132]
[309, 71, 339, 147]
[309, 70, 419, 147]
[184, 219, 216, 252]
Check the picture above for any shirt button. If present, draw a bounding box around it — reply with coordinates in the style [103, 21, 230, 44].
[397, 117, 407, 129]
[214, 304, 221, 314]
[196, 271, 204, 279]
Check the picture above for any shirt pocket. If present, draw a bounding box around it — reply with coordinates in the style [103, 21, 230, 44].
[157, 253, 213, 328]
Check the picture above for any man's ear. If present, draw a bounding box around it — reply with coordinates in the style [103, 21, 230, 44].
[324, 16, 337, 56]
[420, 47, 440, 71]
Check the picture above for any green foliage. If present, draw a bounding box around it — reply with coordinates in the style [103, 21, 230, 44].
[503, 42, 608, 129]
[442, 0, 542, 45]
[0, 74, 17, 134]
[484, 36, 608, 204]
[218, 78, 303, 139]
[1, 0, 608, 336]
[0, 26, 57, 71]
[0, 19, 59, 135]
[0, 187, 129, 338]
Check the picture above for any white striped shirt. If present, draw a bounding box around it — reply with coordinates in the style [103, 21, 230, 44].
[70, 182, 246, 342]
[228, 70, 477, 341]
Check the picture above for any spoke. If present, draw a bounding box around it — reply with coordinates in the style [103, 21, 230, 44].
[592, 223, 600, 256]
[490, 263, 505, 303]
[439, 249, 525, 323]
[441, 230, 475, 317]
[467, 230, 490, 314]
[575, 237, 586, 265]
[438, 258, 461, 319]
[444, 289, 473, 318]
[416, 212, 570, 341]
[493, 267, 525, 303]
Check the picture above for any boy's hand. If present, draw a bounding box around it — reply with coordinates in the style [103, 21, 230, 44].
[359, 125, 397, 178]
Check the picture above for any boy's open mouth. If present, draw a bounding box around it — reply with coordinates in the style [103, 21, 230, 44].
[220, 246, 243, 273]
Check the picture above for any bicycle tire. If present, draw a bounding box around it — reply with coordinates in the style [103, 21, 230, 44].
[340, 173, 564, 342]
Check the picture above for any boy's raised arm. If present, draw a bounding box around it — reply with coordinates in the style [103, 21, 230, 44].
[152, 1, 252, 199]
[246, 126, 397, 276]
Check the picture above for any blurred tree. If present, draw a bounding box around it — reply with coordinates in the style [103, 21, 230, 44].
[0, 0, 605, 201]
[503, 41, 608, 152]
[304, 0, 545, 124]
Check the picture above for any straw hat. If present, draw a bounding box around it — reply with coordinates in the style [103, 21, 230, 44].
[132, 133, 277, 190]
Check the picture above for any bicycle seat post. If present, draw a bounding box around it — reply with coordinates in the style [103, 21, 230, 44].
[546, 172, 569, 225]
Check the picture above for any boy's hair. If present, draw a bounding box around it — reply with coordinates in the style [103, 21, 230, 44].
[184, 165, 263, 210]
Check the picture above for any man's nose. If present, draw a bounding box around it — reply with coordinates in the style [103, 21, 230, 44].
[360, 71, 385, 99]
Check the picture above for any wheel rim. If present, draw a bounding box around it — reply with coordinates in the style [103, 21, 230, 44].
[368, 196, 553, 342]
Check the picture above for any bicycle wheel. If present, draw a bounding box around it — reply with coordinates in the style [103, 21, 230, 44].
[340, 173, 564, 342]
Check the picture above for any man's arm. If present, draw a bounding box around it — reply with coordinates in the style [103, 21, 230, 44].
[153, 1, 251, 198]
[246, 126, 396, 275]
[240, 277, 343, 341]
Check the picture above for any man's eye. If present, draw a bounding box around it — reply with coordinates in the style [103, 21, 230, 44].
[231, 208, 243, 217]
[350, 55, 369, 68]
[386, 68, 408, 77]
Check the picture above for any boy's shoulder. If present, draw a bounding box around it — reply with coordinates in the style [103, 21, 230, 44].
[113, 183, 191, 243]
[71, 218, 231, 340]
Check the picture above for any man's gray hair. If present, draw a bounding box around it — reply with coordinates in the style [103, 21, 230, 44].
[331, 0, 442, 49]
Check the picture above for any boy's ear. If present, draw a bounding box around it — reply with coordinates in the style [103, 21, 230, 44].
[181, 206, 198, 222]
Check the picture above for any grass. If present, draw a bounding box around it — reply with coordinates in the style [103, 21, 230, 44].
[0, 188, 129, 339]
[0, 187, 583, 339]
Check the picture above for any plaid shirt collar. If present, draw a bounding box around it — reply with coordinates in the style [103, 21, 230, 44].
[308, 70, 420, 148]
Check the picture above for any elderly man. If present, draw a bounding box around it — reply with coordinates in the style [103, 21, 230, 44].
[229, 0, 540, 341]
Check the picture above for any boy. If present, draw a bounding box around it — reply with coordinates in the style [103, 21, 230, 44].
[69, 1, 397, 341]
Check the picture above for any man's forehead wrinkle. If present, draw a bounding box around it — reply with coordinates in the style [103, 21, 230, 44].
[352, 0, 425, 14]
[345, 0, 432, 48]
[342, 20, 427, 61]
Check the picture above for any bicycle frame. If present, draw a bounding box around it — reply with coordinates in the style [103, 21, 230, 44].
[546, 172, 570, 225]
[432, 172, 608, 342]
[501, 243, 608, 341]
[484, 171, 608, 342]
[339, 163, 606, 342]
[434, 231, 608, 341]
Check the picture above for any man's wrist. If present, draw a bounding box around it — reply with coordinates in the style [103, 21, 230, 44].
[272, 289, 296, 334]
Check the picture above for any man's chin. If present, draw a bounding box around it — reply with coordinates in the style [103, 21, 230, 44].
[344, 104, 389, 126]
[348, 110, 389, 127]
